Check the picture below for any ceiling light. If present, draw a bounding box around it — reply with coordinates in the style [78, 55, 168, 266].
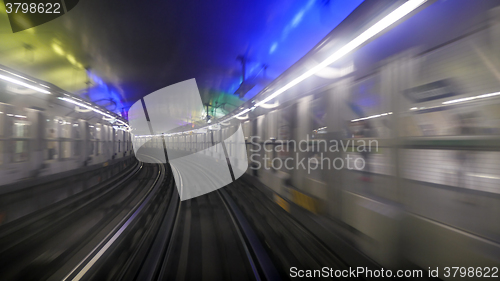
[256, 0, 427, 107]
[235, 108, 251, 117]
[0, 74, 50, 94]
[442, 91, 500, 105]
[351, 111, 393, 122]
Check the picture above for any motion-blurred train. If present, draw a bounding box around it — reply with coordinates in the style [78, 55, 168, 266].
[136, 1, 500, 273]
[2, 0, 498, 274]
[0, 67, 133, 186]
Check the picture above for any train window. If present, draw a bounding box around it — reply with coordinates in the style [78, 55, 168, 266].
[95, 124, 102, 156]
[74, 141, 82, 157]
[310, 96, 327, 140]
[45, 119, 59, 160]
[116, 130, 122, 153]
[264, 111, 278, 141]
[277, 107, 292, 141]
[74, 122, 81, 139]
[13, 120, 29, 138]
[73, 122, 82, 157]
[96, 140, 101, 156]
[61, 141, 72, 159]
[59, 119, 72, 159]
[348, 75, 384, 138]
[12, 116, 31, 163]
[45, 119, 58, 137]
[60, 119, 72, 138]
[125, 133, 129, 151]
[122, 131, 126, 152]
[12, 140, 28, 162]
[89, 125, 94, 155]
[103, 125, 111, 157]
[275, 105, 295, 169]
[102, 125, 107, 142]
[45, 141, 58, 160]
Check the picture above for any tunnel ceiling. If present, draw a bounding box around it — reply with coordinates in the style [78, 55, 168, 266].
[0, 0, 362, 116]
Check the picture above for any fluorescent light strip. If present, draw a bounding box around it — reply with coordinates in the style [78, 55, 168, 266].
[235, 108, 251, 117]
[442, 92, 500, 105]
[0, 69, 38, 84]
[351, 112, 392, 122]
[59, 97, 130, 130]
[59, 97, 112, 118]
[255, 0, 426, 107]
[0, 74, 50, 94]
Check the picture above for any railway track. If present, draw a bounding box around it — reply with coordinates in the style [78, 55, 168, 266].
[0, 157, 167, 281]
[136, 163, 279, 281]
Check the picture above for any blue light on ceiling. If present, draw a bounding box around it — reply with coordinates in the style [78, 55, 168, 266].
[83, 71, 126, 115]
[269, 42, 278, 54]
[226, 0, 363, 100]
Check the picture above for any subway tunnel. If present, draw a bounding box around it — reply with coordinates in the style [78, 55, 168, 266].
[0, 0, 500, 280]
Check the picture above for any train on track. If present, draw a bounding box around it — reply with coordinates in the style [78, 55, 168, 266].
[0, 66, 133, 186]
[135, 1, 500, 271]
[1, 0, 498, 274]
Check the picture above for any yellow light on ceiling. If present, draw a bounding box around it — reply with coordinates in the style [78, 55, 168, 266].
[66, 54, 76, 65]
[52, 43, 65, 56]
